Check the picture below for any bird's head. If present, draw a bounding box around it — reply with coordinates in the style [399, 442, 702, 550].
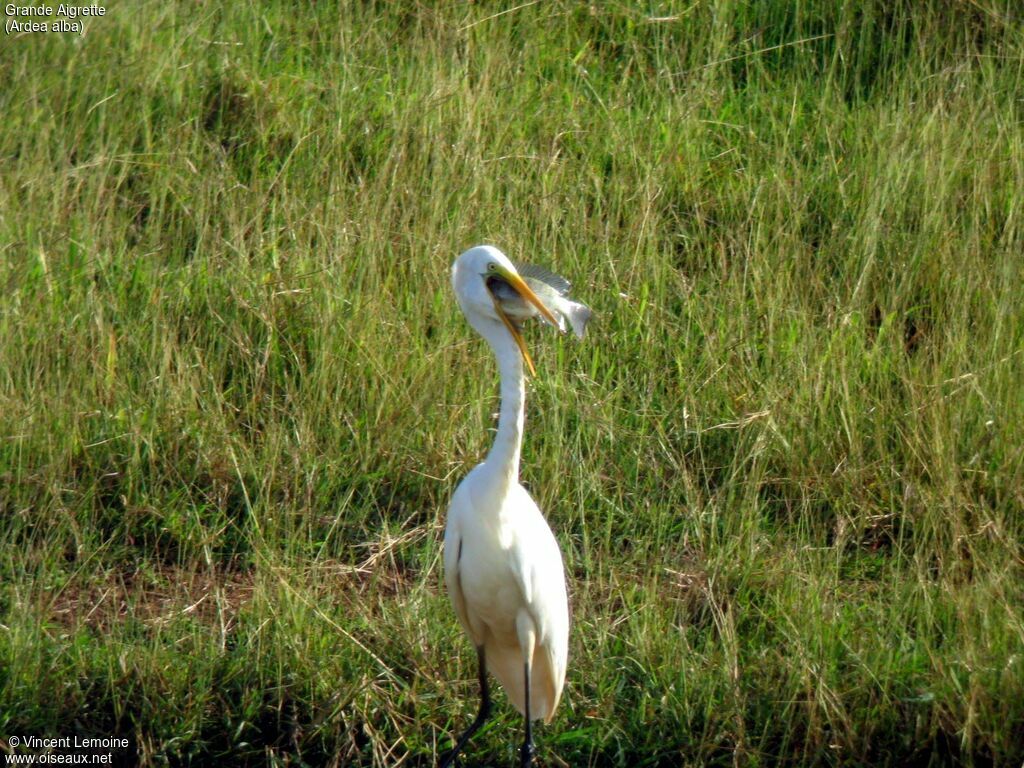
[451, 245, 559, 375]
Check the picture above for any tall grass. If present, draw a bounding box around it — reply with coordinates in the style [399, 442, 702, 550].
[1, 1, 1022, 765]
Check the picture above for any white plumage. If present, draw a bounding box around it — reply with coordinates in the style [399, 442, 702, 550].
[440, 245, 581, 767]
[444, 466, 568, 721]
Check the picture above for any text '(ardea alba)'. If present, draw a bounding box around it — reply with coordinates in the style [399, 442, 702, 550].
[441, 245, 591, 767]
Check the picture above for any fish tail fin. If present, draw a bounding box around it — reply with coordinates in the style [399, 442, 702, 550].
[565, 301, 592, 339]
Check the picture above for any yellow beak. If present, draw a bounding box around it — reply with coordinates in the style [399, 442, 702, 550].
[492, 266, 559, 376]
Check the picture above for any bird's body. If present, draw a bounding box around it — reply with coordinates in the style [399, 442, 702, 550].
[444, 460, 568, 722]
[440, 245, 588, 767]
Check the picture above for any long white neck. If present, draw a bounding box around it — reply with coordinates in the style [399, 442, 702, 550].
[474, 317, 526, 485]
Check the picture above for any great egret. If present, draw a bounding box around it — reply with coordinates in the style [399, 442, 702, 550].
[441, 245, 589, 767]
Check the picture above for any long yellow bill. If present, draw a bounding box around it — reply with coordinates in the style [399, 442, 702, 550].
[492, 266, 559, 377]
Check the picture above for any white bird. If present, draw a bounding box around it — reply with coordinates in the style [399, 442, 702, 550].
[441, 245, 588, 767]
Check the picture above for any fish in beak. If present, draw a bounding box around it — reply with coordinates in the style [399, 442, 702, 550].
[490, 262, 593, 339]
[488, 265, 559, 376]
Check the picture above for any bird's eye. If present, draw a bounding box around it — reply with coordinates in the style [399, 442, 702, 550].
[487, 263, 497, 273]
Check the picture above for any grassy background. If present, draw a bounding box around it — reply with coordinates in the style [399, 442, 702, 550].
[2, 1, 1023, 765]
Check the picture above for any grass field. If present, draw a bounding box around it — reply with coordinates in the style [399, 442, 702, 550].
[2, 1, 1023, 765]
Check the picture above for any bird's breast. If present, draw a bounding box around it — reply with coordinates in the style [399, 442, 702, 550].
[454, 518, 525, 635]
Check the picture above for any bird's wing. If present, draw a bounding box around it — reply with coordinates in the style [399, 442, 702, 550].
[508, 495, 568, 640]
[508, 491, 570, 720]
[443, 514, 472, 639]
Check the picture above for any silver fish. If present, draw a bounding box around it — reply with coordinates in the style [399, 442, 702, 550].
[488, 261, 592, 339]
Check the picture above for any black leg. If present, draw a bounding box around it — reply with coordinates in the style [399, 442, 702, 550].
[520, 660, 534, 768]
[440, 646, 491, 768]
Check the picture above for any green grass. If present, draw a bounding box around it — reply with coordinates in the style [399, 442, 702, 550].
[1, 1, 1023, 765]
